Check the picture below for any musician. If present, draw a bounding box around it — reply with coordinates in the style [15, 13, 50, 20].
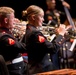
[44, 0, 70, 27]
[44, 0, 71, 69]
[0, 6, 27, 75]
[21, 5, 71, 74]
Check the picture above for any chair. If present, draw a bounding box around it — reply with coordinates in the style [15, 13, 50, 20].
[0, 55, 9, 75]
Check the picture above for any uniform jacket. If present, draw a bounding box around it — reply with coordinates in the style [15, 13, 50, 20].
[0, 27, 26, 61]
[22, 24, 65, 74]
[44, 10, 65, 27]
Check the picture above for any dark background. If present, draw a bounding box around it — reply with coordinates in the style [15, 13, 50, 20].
[0, 0, 76, 21]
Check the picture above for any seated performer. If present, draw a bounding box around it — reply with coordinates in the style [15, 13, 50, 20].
[21, 5, 71, 75]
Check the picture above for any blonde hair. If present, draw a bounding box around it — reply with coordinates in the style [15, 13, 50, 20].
[22, 5, 44, 19]
[0, 6, 14, 23]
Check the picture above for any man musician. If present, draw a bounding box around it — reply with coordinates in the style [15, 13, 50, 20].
[44, 0, 75, 69]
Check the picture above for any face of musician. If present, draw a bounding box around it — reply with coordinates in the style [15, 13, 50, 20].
[46, 0, 56, 10]
[0, 7, 15, 30]
[7, 13, 15, 29]
[25, 5, 44, 27]
[33, 11, 44, 27]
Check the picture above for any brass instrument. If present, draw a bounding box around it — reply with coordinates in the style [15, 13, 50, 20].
[38, 25, 56, 41]
[12, 21, 27, 40]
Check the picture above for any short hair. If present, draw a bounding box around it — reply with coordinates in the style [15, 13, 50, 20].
[0, 6, 14, 16]
[0, 6, 14, 22]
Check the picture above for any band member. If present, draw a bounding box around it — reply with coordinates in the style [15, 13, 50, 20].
[0, 6, 27, 75]
[44, 0, 71, 69]
[44, 0, 70, 27]
[21, 5, 71, 74]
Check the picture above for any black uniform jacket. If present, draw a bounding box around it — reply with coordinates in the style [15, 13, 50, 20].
[44, 10, 65, 26]
[0, 27, 26, 61]
[44, 10, 58, 26]
[22, 24, 65, 74]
